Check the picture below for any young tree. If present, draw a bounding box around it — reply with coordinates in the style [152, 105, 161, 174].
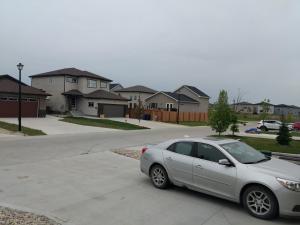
[276, 121, 292, 145]
[209, 90, 232, 136]
[260, 98, 271, 122]
[230, 112, 239, 136]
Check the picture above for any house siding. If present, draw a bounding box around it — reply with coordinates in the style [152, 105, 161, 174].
[145, 93, 199, 112]
[175, 86, 209, 113]
[77, 98, 127, 116]
[116, 92, 153, 108]
[31, 76, 67, 112]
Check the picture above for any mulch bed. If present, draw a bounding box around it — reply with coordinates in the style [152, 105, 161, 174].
[112, 149, 141, 160]
[0, 207, 60, 225]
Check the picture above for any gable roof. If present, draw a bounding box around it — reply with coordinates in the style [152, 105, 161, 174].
[180, 85, 209, 98]
[275, 104, 300, 109]
[0, 75, 50, 96]
[62, 89, 83, 96]
[233, 101, 254, 105]
[109, 83, 123, 90]
[30, 67, 112, 82]
[84, 90, 129, 101]
[146, 91, 198, 103]
[116, 85, 157, 94]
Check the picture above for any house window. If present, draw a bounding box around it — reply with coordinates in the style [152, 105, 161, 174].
[129, 103, 133, 109]
[129, 96, 133, 100]
[0, 97, 7, 101]
[66, 77, 78, 83]
[134, 96, 137, 100]
[150, 103, 158, 109]
[100, 81, 107, 88]
[88, 102, 94, 107]
[166, 103, 173, 111]
[87, 79, 97, 88]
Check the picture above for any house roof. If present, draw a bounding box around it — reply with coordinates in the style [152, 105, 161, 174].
[116, 85, 157, 94]
[254, 101, 274, 106]
[182, 85, 209, 98]
[162, 92, 198, 103]
[30, 67, 112, 82]
[83, 90, 129, 101]
[109, 83, 123, 90]
[275, 104, 300, 109]
[0, 75, 50, 96]
[234, 101, 254, 105]
[62, 89, 83, 96]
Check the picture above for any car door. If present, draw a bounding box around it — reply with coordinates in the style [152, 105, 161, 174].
[163, 141, 195, 186]
[193, 143, 237, 199]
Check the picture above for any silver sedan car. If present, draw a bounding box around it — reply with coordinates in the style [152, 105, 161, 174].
[140, 137, 300, 219]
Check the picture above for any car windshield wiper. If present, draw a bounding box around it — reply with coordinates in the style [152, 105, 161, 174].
[244, 157, 271, 164]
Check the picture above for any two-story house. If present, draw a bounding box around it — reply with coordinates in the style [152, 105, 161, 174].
[114, 85, 157, 109]
[30, 68, 129, 117]
[145, 85, 209, 113]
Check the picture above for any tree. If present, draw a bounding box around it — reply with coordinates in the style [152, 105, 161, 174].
[209, 90, 232, 136]
[260, 98, 271, 122]
[230, 112, 239, 136]
[276, 121, 292, 145]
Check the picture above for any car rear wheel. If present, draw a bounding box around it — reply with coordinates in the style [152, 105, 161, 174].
[150, 165, 169, 189]
[243, 185, 278, 220]
[260, 126, 268, 132]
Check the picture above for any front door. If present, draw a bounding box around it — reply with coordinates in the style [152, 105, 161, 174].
[193, 143, 237, 199]
[70, 96, 76, 110]
[163, 141, 195, 185]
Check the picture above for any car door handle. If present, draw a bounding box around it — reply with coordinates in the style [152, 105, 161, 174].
[195, 164, 203, 169]
[166, 157, 173, 161]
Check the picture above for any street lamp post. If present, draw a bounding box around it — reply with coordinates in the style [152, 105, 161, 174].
[17, 63, 24, 131]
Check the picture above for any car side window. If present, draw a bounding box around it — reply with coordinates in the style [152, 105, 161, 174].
[167, 142, 194, 157]
[196, 143, 226, 163]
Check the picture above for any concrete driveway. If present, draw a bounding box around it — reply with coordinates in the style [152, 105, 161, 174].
[0, 116, 117, 135]
[0, 151, 297, 225]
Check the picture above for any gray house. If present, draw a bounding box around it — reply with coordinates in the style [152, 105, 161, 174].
[274, 104, 300, 117]
[145, 85, 209, 113]
[30, 68, 128, 117]
[115, 85, 157, 109]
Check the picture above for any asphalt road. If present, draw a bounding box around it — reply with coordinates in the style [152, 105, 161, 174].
[0, 125, 298, 225]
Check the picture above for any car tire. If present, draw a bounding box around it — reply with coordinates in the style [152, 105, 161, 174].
[242, 185, 278, 220]
[260, 126, 268, 132]
[150, 165, 169, 189]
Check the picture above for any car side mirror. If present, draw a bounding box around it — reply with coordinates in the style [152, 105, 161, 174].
[218, 159, 232, 167]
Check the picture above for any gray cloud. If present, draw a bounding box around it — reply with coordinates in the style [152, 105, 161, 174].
[1, 0, 299, 105]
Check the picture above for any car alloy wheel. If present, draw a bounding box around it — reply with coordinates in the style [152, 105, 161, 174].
[243, 185, 278, 219]
[246, 191, 271, 216]
[150, 165, 169, 189]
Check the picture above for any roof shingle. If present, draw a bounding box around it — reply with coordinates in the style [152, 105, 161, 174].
[0, 75, 50, 96]
[116, 85, 156, 94]
[84, 90, 129, 101]
[30, 68, 112, 82]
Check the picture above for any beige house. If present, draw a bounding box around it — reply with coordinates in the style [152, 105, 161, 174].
[30, 68, 128, 117]
[145, 85, 209, 113]
[114, 85, 156, 109]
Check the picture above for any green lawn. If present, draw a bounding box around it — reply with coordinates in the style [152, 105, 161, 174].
[179, 121, 209, 126]
[262, 131, 300, 137]
[0, 121, 46, 136]
[60, 117, 149, 130]
[212, 135, 300, 154]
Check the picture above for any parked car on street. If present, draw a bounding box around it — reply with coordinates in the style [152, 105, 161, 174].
[257, 120, 293, 131]
[293, 122, 300, 131]
[140, 138, 300, 219]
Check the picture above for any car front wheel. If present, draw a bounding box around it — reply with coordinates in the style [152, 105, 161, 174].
[243, 185, 278, 219]
[150, 165, 169, 189]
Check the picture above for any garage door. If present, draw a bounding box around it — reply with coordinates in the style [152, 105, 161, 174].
[98, 104, 126, 117]
[0, 100, 38, 117]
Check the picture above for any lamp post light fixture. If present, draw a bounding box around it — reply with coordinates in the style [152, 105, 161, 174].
[17, 63, 24, 132]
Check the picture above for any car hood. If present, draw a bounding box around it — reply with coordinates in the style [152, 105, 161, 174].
[248, 158, 300, 181]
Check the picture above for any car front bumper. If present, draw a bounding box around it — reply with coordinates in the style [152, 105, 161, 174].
[275, 187, 300, 217]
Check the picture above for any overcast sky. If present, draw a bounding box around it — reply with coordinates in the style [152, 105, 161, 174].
[1, 0, 299, 105]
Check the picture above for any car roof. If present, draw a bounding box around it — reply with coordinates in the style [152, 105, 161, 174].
[163, 137, 239, 146]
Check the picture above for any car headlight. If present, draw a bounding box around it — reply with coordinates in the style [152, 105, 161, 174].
[277, 178, 300, 192]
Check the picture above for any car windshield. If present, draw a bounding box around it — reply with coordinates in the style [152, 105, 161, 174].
[220, 142, 269, 164]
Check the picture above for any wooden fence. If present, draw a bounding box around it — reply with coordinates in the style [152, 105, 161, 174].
[129, 109, 208, 123]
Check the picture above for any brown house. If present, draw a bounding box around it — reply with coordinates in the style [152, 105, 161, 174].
[0, 75, 50, 117]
